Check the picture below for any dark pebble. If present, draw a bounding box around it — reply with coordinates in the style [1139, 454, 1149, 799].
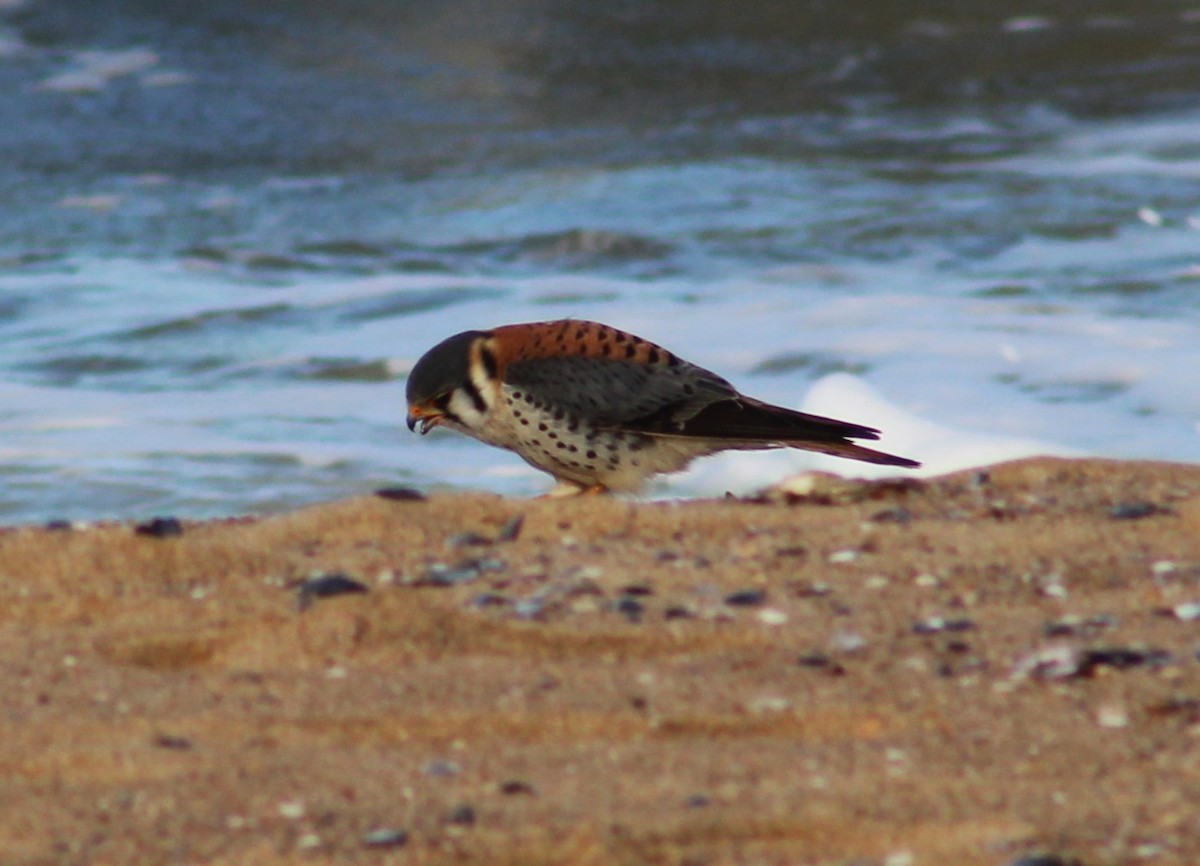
[913, 619, 940, 635]
[447, 531, 493, 548]
[152, 734, 192, 750]
[1042, 614, 1118, 637]
[135, 517, 183, 538]
[296, 573, 369, 610]
[869, 506, 911, 524]
[44, 519, 74, 531]
[362, 828, 409, 849]
[684, 794, 711, 808]
[299, 573, 368, 597]
[498, 779, 536, 796]
[495, 514, 525, 542]
[1079, 646, 1173, 675]
[621, 584, 654, 596]
[417, 561, 485, 587]
[447, 804, 476, 826]
[913, 616, 975, 635]
[423, 759, 460, 777]
[1042, 621, 1074, 638]
[615, 596, 645, 621]
[1008, 855, 1080, 866]
[663, 605, 694, 620]
[469, 592, 509, 608]
[797, 653, 846, 675]
[1110, 500, 1167, 520]
[374, 486, 426, 501]
[1145, 697, 1200, 720]
[724, 589, 767, 607]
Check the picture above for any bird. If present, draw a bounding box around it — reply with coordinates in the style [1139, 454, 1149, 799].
[405, 319, 919, 496]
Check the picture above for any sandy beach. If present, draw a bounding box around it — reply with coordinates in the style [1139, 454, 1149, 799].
[3, 456, 1200, 865]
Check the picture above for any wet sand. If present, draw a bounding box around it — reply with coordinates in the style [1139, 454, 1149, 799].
[2, 457, 1200, 865]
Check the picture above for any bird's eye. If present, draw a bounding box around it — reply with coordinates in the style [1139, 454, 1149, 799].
[432, 391, 453, 410]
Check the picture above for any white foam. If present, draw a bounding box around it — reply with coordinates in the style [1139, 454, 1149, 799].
[669, 373, 1078, 496]
[800, 373, 1079, 475]
[35, 47, 187, 94]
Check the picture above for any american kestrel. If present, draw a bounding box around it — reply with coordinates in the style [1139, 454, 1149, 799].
[406, 319, 919, 496]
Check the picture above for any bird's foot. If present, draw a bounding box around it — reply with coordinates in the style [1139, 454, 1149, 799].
[537, 481, 610, 499]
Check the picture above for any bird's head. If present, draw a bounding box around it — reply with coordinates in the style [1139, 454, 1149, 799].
[405, 329, 496, 435]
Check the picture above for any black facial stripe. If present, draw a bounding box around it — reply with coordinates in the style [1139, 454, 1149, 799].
[479, 345, 499, 380]
[462, 379, 488, 414]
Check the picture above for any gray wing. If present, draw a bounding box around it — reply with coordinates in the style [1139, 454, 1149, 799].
[505, 354, 920, 469]
[504, 355, 735, 428]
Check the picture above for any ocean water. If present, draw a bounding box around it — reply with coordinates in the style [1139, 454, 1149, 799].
[1, 0, 1199, 523]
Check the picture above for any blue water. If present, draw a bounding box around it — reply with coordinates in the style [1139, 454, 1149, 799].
[2, 1, 1199, 522]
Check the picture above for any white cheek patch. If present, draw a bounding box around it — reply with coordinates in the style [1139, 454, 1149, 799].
[448, 389, 488, 427]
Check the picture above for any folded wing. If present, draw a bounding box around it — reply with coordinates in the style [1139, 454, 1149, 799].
[507, 355, 919, 468]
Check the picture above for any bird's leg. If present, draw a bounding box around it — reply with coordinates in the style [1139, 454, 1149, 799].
[537, 481, 585, 499]
[537, 481, 610, 499]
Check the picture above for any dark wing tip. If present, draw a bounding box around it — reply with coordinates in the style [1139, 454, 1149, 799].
[630, 396, 921, 468]
[871, 452, 921, 469]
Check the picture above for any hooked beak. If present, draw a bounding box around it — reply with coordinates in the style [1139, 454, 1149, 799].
[406, 405, 443, 435]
